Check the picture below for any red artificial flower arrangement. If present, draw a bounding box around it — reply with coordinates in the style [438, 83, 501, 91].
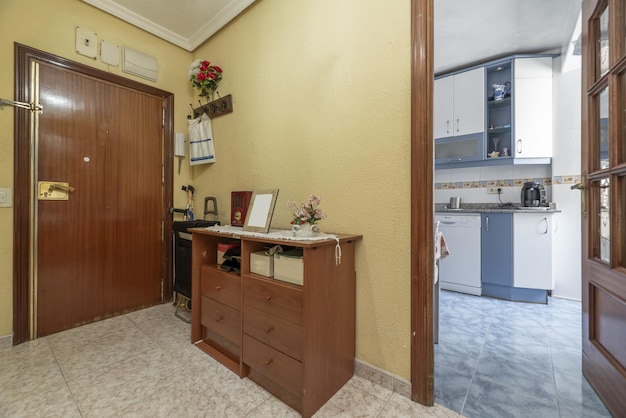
[188, 59, 223, 99]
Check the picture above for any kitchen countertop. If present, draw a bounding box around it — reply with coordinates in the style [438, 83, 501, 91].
[435, 203, 561, 213]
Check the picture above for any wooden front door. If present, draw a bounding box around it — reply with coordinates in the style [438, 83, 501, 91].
[581, 0, 626, 415]
[13, 44, 174, 340]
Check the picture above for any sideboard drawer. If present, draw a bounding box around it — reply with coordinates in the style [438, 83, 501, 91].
[243, 334, 303, 398]
[201, 266, 241, 309]
[201, 297, 240, 345]
[243, 304, 303, 361]
[243, 276, 302, 324]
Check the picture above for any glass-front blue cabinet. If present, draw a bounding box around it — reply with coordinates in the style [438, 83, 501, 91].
[434, 133, 485, 165]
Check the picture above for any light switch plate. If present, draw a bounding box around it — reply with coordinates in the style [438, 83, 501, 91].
[76, 26, 98, 59]
[0, 188, 12, 208]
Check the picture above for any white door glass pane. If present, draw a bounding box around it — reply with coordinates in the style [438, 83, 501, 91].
[599, 86, 609, 169]
[599, 7, 610, 77]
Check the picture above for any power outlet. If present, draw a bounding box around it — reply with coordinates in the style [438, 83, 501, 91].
[487, 187, 502, 195]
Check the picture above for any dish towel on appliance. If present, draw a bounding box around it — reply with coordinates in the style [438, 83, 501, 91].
[188, 113, 216, 165]
[434, 221, 450, 284]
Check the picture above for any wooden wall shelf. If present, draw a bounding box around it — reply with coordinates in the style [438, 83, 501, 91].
[192, 94, 233, 119]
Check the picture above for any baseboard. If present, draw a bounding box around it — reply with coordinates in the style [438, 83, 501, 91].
[354, 358, 411, 399]
[0, 334, 13, 350]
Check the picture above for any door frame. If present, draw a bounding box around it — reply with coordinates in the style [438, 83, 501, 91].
[12, 43, 175, 345]
[410, 0, 435, 405]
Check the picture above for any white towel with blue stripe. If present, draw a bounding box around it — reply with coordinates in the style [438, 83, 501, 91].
[188, 113, 216, 165]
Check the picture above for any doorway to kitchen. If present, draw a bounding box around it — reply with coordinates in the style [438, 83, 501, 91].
[12, 44, 175, 343]
[420, 1, 626, 414]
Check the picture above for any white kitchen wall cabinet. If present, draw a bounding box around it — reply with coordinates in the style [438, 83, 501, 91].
[513, 57, 553, 159]
[434, 67, 485, 139]
[513, 212, 553, 290]
[436, 55, 553, 169]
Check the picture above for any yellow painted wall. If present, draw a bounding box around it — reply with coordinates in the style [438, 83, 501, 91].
[0, 0, 414, 380]
[191, 0, 413, 378]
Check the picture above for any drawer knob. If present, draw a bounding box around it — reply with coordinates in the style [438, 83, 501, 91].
[264, 326, 274, 333]
[265, 295, 272, 302]
[264, 358, 273, 366]
[215, 285, 222, 290]
[215, 315, 224, 322]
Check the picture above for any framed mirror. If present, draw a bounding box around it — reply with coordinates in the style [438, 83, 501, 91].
[243, 189, 279, 233]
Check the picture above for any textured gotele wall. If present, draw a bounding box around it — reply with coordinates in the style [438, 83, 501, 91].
[191, 0, 413, 378]
[1, 0, 415, 380]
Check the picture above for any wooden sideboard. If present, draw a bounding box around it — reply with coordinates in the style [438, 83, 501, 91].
[190, 228, 362, 417]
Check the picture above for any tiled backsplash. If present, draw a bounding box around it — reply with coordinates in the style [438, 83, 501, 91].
[435, 175, 581, 190]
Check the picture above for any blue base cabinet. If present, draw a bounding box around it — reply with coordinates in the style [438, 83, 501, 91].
[481, 213, 549, 304]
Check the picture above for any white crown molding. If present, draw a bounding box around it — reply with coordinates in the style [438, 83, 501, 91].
[81, 0, 254, 51]
[188, 0, 256, 51]
[82, 0, 191, 50]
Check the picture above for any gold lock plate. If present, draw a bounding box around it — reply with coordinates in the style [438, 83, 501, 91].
[38, 181, 74, 200]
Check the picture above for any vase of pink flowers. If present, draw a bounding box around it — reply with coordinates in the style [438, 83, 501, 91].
[287, 195, 327, 237]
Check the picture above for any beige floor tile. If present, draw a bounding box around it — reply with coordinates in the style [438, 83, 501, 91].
[120, 382, 245, 418]
[0, 303, 461, 418]
[312, 381, 389, 417]
[246, 396, 301, 418]
[0, 388, 82, 418]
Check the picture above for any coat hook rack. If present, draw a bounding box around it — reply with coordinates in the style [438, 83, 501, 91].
[192, 94, 233, 119]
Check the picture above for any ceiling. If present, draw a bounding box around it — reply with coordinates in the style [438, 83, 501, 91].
[434, 0, 582, 74]
[82, 0, 582, 74]
[81, 0, 256, 52]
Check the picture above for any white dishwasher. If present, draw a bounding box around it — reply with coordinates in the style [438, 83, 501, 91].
[435, 213, 482, 296]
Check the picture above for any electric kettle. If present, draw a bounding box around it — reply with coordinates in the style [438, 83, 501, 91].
[521, 182, 547, 207]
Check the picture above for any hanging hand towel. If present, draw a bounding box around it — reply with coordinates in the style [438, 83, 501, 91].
[188, 113, 216, 165]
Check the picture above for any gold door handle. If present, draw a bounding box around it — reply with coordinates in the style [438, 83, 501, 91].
[38, 181, 75, 200]
[49, 183, 75, 192]
[571, 183, 584, 190]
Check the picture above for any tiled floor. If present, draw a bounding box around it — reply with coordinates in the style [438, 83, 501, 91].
[435, 290, 613, 417]
[0, 302, 459, 418]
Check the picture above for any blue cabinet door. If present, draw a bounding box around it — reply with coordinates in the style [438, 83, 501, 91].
[481, 213, 513, 287]
[434, 132, 485, 167]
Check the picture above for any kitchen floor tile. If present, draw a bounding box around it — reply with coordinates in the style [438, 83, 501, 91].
[462, 375, 560, 418]
[435, 290, 610, 417]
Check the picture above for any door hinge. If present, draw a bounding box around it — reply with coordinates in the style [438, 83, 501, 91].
[161, 221, 164, 243]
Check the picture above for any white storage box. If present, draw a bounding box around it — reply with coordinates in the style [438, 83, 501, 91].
[250, 251, 274, 277]
[274, 250, 304, 285]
